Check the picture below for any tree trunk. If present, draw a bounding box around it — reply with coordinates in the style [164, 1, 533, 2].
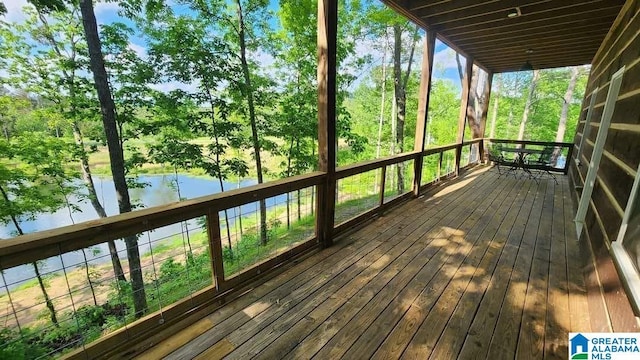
[0, 184, 58, 326]
[79, 0, 147, 317]
[392, 24, 418, 194]
[552, 67, 580, 164]
[466, 67, 480, 137]
[286, 137, 294, 229]
[72, 121, 126, 283]
[374, 29, 388, 193]
[206, 90, 232, 252]
[517, 70, 540, 141]
[235, 0, 268, 245]
[489, 74, 501, 138]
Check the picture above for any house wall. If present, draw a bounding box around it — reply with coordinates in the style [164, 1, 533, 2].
[569, 0, 640, 332]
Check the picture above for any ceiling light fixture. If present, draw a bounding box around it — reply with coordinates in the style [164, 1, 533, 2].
[507, 6, 522, 18]
[520, 60, 534, 71]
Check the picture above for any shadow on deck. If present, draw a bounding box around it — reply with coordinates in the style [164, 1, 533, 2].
[137, 166, 593, 360]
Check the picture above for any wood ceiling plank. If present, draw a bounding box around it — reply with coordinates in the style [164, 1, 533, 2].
[447, 14, 617, 42]
[418, 0, 553, 26]
[407, 0, 451, 12]
[384, 0, 624, 74]
[452, 21, 613, 48]
[438, 3, 622, 36]
[481, 52, 595, 69]
[466, 38, 605, 55]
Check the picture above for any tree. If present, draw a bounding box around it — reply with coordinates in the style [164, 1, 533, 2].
[0, 135, 81, 326]
[552, 66, 581, 163]
[139, 6, 249, 252]
[517, 69, 540, 141]
[0, 93, 32, 140]
[79, 0, 147, 317]
[391, 23, 419, 193]
[489, 74, 501, 138]
[0, 4, 127, 283]
[272, 0, 321, 224]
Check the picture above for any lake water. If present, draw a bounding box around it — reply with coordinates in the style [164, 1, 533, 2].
[0, 174, 282, 290]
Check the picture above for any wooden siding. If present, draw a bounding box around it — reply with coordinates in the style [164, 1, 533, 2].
[569, 0, 640, 332]
[138, 168, 593, 360]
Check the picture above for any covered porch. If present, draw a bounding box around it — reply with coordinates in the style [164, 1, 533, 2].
[138, 167, 591, 359]
[0, 0, 634, 359]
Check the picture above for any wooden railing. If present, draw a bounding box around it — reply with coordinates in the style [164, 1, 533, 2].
[0, 138, 487, 359]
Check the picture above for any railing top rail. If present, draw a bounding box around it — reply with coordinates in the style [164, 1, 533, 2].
[487, 138, 573, 147]
[335, 142, 468, 180]
[336, 150, 421, 179]
[423, 142, 459, 155]
[0, 171, 325, 269]
[462, 138, 483, 146]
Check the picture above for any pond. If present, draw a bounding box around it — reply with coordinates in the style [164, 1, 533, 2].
[0, 174, 284, 290]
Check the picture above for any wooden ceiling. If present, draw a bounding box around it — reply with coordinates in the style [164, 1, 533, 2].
[382, 0, 626, 73]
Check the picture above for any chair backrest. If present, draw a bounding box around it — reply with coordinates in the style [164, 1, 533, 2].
[537, 146, 554, 164]
[488, 145, 507, 164]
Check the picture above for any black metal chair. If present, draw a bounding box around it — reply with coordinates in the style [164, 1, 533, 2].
[488, 145, 516, 177]
[528, 146, 558, 184]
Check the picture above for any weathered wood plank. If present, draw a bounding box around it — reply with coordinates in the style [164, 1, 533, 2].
[484, 180, 547, 358]
[543, 180, 571, 360]
[363, 174, 523, 360]
[457, 179, 540, 360]
[563, 178, 594, 333]
[399, 178, 533, 359]
[150, 168, 588, 360]
[515, 180, 553, 359]
[308, 172, 514, 360]
[224, 171, 497, 359]
[133, 318, 213, 360]
[425, 179, 535, 360]
[165, 170, 493, 359]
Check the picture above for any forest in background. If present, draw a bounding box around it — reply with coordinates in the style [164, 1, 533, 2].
[0, 0, 587, 357]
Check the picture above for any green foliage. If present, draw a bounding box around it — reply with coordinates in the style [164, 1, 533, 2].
[0, 328, 47, 360]
[488, 67, 588, 141]
[0, 135, 80, 227]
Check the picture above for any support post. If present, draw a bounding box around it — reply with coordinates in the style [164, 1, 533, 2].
[413, 31, 436, 197]
[455, 56, 473, 176]
[206, 209, 226, 291]
[477, 72, 494, 163]
[379, 166, 387, 207]
[316, 0, 337, 248]
[438, 151, 443, 180]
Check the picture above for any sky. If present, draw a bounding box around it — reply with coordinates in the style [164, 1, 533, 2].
[2, 0, 462, 93]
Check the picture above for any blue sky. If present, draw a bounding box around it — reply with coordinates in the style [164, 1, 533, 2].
[4, 0, 463, 93]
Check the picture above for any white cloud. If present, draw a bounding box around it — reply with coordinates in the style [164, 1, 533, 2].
[128, 42, 147, 58]
[433, 47, 458, 70]
[2, 0, 118, 24]
[150, 80, 200, 94]
[251, 49, 275, 69]
[95, 1, 121, 15]
[3, 0, 30, 23]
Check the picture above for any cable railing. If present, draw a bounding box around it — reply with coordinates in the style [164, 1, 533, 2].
[0, 140, 487, 359]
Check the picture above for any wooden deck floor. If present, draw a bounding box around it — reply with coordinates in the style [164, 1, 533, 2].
[138, 166, 592, 360]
